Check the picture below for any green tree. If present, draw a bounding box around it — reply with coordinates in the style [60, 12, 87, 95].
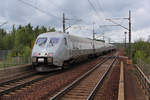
[131, 39, 150, 64]
[0, 23, 56, 58]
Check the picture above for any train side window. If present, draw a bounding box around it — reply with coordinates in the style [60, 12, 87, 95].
[64, 38, 67, 45]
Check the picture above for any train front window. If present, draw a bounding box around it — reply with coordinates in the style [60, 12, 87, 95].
[49, 37, 59, 46]
[36, 38, 47, 46]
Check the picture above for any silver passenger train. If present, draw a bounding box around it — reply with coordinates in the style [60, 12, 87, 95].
[31, 32, 115, 72]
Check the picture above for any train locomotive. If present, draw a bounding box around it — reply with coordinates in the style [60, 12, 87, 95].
[31, 32, 115, 72]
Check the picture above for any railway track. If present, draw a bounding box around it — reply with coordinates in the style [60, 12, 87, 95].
[0, 57, 105, 98]
[0, 70, 62, 97]
[0, 56, 105, 98]
[0, 53, 116, 99]
[0, 70, 37, 83]
[50, 55, 117, 100]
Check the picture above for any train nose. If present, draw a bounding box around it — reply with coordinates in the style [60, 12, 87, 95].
[38, 52, 48, 57]
[32, 52, 53, 65]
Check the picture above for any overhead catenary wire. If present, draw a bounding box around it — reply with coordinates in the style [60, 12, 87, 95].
[46, 0, 87, 33]
[46, 0, 88, 32]
[95, 0, 113, 34]
[18, 0, 61, 20]
[87, 0, 110, 37]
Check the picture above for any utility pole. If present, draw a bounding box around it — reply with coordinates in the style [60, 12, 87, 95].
[129, 10, 131, 58]
[105, 10, 132, 58]
[124, 32, 127, 48]
[108, 38, 111, 43]
[93, 22, 95, 55]
[63, 13, 65, 33]
[93, 22, 95, 40]
[102, 33, 104, 41]
[62, 13, 81, 34]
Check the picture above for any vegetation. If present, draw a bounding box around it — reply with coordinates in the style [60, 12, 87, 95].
[0, 23, 55, 58]
[127, 38, 150, 64]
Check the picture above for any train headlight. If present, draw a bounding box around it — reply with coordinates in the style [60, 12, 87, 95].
[48, 53, 53, 57]
[33, 52, 38, 56]
[32, 57, 36, 62]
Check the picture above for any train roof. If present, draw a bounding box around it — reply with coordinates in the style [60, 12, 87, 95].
[37, 32, 66, 38]
[37, 32, 111, 45]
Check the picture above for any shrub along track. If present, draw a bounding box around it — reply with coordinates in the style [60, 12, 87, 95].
[0, 52, 116, 100]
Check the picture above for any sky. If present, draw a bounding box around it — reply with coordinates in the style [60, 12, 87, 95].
[0, 0, 150, 43]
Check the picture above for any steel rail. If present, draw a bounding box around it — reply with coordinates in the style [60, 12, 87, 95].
[0, 70, 62, 96]
[87, 56, 117, 100]
[0, 56, 100, 97]
[49, 56, 113, 100]
[0, 72, 37, 87]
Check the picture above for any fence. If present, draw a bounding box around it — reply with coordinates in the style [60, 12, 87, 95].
[0, 56, 31, 69]
[0, 50, 10, 61]
[137, 58, 150, 77]
[136, 58, 150, 100]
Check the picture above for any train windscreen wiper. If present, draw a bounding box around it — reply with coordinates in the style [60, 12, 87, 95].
[49, 40, 54, 46]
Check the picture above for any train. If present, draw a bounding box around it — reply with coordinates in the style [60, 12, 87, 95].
[31, 32, 115, 72]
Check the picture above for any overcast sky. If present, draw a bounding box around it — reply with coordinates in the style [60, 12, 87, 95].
[0, 0, 150, 43]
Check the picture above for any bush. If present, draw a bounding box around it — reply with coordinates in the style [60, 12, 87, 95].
[131, 39, 150, 64]
[23, 46, 31, 63]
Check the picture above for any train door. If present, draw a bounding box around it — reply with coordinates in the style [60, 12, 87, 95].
[64, 37, 70, 59]
[67, 37, 72, 57]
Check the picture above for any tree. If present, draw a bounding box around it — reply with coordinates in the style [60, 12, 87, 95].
[39, 26, 47, 33]
[48, 27, 55, 32]
[0, 23, 56, 57]
[132, 39, 150, 64]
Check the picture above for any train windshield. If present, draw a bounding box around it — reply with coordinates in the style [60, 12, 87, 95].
[36, 37, 47, 46]
[49, 37, 59, 46]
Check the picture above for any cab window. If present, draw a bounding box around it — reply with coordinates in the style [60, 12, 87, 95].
[36, 37, 47, 46]
[49, 37, 59, 46]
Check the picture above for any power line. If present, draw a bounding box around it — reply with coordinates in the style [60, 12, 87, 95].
[94, 0, 112, 34]
[87, 0, 110, 36]
[47, 0, 84, 26]
[47, 0, 67, 13]
[48, 0, 97, 33]
[88, 0, 100, 19]
[87, 0, 105, 34]
[18, 0, 60, 20]
[95, 0, 105, 14]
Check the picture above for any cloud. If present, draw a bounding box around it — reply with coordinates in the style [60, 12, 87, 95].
[0, 0, 150, 43]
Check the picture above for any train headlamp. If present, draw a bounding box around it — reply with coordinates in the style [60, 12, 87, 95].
[48, 53, 53, 57]
[33, 52, 38, 56]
